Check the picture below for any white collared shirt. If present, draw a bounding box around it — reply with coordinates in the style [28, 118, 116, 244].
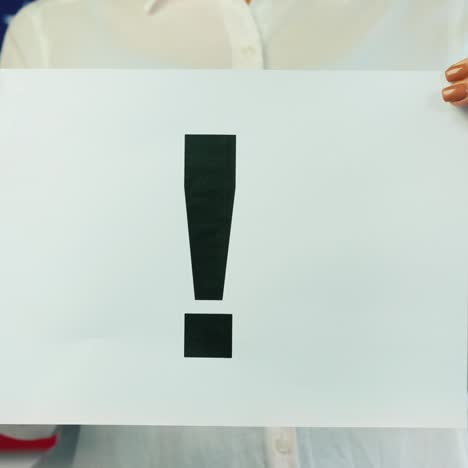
[0, 1, 468, 468]
[0, 0, 466, 69]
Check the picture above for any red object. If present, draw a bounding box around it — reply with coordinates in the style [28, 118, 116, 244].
[0, 433, 57, 452]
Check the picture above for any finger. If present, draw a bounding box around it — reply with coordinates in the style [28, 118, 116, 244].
[445, 58, 468, 83]
[442, 78, 468, 107]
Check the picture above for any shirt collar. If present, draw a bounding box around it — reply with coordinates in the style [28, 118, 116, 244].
[142, 0, 260, 16]
[143, 0, 159, 15]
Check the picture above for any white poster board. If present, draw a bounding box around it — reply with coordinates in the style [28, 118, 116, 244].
[0, 71, 466, 427]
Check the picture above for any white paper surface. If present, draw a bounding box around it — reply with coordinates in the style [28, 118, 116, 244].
[0, 70, 466, 427]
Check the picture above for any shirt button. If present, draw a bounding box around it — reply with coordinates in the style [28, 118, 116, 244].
[240, 45, 257, 57]
[275, 436, 292, 455]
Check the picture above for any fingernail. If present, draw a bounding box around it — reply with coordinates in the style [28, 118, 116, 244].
[442, 83, 467, 102]
[445, 63, 468, 81]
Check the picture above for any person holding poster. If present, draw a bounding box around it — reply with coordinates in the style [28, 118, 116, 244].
[0, 1, 467, 467]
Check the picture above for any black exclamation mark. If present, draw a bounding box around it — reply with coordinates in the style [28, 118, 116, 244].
[184, 135, 235, 358]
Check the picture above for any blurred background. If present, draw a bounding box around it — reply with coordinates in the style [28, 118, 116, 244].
[0, 1, 30, 46]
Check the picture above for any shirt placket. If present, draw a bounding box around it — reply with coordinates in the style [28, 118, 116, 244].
[264, 427, 300, 468]
[219, 4, 296, 468]
[219, 0, 264, 69]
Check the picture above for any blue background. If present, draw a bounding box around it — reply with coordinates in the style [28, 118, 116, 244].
[0, 1, 32, 48]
